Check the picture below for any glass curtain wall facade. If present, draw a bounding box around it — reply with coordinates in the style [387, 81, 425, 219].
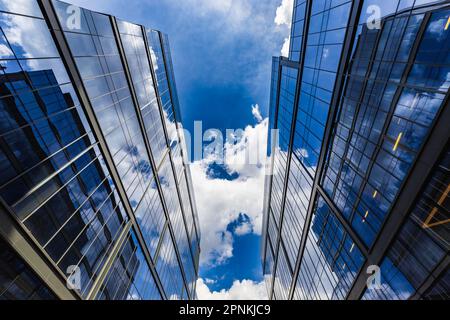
[262, 0, 450, 300]
[0, 0, 200, 300]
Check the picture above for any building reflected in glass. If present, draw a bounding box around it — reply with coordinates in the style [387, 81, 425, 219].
[0, 0, 199, 300]
[262, 0, 449, 300]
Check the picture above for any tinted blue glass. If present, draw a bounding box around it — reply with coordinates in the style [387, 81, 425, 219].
[156, 229, 185, 299]
[269, 66, 298, 227]
[96, 229, 161, 300]
[289, 0, 307, 61]
[363, 148, 449, 300]
[422, 269, 450, 300]
[147, 29, 179, 143]
[293, 1, 351, 176]
[0, 237, 56, 300]
[117, 20, 167, 167]
[294, 196, 364, 300]
[322, 9, 447, 248]
[273, 245, 292, 300]
[282, 155, 313, 267]
[53, 3, 175, 268]
[0, 3, 134, 297]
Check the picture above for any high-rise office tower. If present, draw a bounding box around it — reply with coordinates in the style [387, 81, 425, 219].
[262, 0, 449, 300]
[0, 0, 200, 300]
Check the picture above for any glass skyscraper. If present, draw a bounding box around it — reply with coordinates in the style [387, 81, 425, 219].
[262, 0, 449, 300]
[0, 0, 200, 300]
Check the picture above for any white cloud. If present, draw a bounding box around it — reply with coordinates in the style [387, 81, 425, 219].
[188, 0, 233, 14]
[178, 0, 252, 33]
[223, 120, 267, 178]
[149, 47, 159, 71]
[0, 4, 71, 85]
[234, 220, 253, 236]
[427, 15, 448, 39]
[251, 104, 263, 123]
[190, 111, 269, 266]
[274, 0, 294, 58]
[274, 0, 294, 26]
[296, 147, 309, 160]
[0, 0, 41, 17]
[281, 36, 290, 57]
[0, 43, 12, 58]
[196, 278, 268, 300]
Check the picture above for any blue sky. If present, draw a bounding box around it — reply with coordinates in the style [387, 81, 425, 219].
[66, 0, 293, 299]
